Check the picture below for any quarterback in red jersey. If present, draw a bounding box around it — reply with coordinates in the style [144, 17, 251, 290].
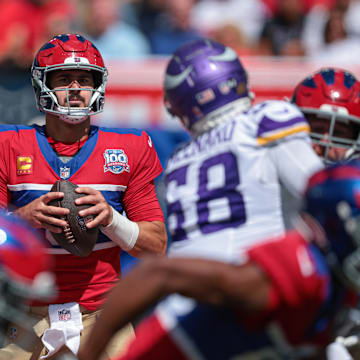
[0, 34, 167, 360]
[78, 161, 360, 360]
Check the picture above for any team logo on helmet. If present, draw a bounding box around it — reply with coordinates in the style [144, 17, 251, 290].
[64, 56, 90, 65]
[104, 149, 130, 174]
[208, 46, 238, 62]
[164, 65, 193, 90]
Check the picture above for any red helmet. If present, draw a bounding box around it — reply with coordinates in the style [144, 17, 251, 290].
[292, 68, 360, 162]
[0, 212, 55, 343]
[31, 34, 108, 124]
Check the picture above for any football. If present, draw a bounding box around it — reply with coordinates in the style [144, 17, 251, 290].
[49, 180, 98, 257]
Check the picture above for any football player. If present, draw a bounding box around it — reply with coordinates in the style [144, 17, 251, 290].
[162, 38, 323, 258]
[292, 68, 360, 360]
[291, 67, 360, 164]
[79, 160, 360, 360]
[0, 212, 56, 355]
[0, 34, 167, 359]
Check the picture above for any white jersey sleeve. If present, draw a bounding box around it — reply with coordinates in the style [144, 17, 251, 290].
[267, 138, 324, 230]
[247, 100, 311, 146]
[267, 138, 324, 198]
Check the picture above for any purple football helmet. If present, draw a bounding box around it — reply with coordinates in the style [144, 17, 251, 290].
[304, 160, 360, 292]
[164, 39, 252, 134]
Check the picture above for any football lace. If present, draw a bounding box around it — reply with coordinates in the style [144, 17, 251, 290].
[62, 217, 75, 243]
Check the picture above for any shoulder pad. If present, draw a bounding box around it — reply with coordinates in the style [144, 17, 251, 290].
[249, 100, 310, 146]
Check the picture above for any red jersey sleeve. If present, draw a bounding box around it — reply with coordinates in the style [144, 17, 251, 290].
[241, 232, 331, 344]
[123, 131, 164, 222]
[248, 231, 327, 312]
[0, 131, 11, 208]
[246, 231, 341, 344]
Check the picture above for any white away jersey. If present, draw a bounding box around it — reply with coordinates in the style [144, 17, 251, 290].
[164, 100, 321, 260]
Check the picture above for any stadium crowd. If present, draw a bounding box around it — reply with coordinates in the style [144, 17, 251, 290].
[2, 0, 360, 126]
[3, 0, 360, 61]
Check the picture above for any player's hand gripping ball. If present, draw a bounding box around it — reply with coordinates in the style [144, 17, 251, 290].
[49, 180, 98, 257]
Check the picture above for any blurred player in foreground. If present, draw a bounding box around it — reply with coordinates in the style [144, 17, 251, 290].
[0, 212, 57, 359]
[78, 160, 360, 359]
[292, 68, 360, 360]
[292, 67, 360, 164]
[161, 38, 323, 258]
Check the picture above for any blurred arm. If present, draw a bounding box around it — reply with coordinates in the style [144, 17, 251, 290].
[268, 138, 324, 197]
[77, 256, 269, 360]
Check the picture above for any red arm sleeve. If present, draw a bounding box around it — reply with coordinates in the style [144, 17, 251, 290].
[247, 232, 336, 344]
[0, 134, 10, 208]
[248, 232, 327, 312]
[123, 131, 164, 222]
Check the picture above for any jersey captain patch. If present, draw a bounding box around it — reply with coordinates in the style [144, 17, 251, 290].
[104, 149, 130, 174]
[17, 156, 33, 175]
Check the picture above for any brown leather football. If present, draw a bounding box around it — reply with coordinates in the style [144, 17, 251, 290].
[49, 180, 98, 257]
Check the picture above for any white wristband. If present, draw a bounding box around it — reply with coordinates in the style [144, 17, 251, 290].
[100, 207, 139, 251]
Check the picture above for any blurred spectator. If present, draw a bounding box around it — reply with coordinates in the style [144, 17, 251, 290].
[145, 0, 203, 54]
[0, 0, 74, 124]
[335, 0, 360, 36]
[307, 9, 360, 63]
[122, 0, 166, 40]
[0, 0, 74, 87]
[303, 0, 360, 56]
[190, 0, 268, 45]
[262, 0, 334, 14]
[75, 0, 150, 60]
[211, 23, 258, 55]
[324, 9, 347, 43]
[257, 0, 306, 56]
[124, 0, 202, 55]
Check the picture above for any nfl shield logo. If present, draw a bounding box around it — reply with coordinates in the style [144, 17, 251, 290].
[58, 309, 71, 321]
[8, 326, 18, 340]
[60, 166, 70, 179]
